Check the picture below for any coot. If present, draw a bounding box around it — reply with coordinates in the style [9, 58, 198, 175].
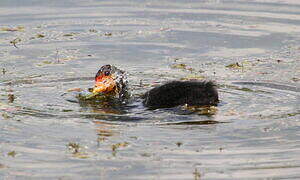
[92, 65, 219, 109]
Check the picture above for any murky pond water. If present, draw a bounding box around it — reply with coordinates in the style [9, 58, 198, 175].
[1, 0, 300, 179]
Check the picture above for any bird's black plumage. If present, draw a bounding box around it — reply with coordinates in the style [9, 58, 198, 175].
[142, 81, 219, 109]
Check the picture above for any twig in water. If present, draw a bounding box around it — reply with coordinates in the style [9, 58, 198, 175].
[56, 48, 60, 63]
[10, 38, 21, 48]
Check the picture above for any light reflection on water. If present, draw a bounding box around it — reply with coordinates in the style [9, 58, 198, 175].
[1, 0, 300, 179]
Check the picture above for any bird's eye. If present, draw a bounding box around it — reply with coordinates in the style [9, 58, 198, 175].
[104, 71, 110, 76]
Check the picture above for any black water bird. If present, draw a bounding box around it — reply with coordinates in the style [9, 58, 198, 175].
[92, 65, 219, 109]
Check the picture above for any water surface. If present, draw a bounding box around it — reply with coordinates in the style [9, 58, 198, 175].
[1, 0, 300, 179]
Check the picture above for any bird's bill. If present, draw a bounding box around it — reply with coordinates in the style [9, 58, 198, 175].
[92, 75, 116, 94]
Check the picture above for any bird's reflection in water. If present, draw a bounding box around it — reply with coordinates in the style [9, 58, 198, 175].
[92, 120, 120, 145]
[75, 92, 145, 123]
[78, 93, 129, 115]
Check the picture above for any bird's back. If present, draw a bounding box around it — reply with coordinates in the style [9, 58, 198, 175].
[142, 81, 219, 109]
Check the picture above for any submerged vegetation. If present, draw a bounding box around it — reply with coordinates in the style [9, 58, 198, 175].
[111, 142, 129, 156]
[67, 142, 89, 159]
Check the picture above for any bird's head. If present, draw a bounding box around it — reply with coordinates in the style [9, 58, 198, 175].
[93, 65, 117, 94]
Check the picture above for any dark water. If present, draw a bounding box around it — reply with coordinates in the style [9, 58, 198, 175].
[1, 0, 300, 179]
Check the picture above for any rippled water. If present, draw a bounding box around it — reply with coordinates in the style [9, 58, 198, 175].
[1, 0, 300, 179]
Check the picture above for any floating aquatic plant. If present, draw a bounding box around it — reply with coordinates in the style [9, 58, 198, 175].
[7, 151, 16, 157]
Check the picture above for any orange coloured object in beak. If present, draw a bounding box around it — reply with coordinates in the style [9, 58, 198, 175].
[93, 75, 116, 94]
